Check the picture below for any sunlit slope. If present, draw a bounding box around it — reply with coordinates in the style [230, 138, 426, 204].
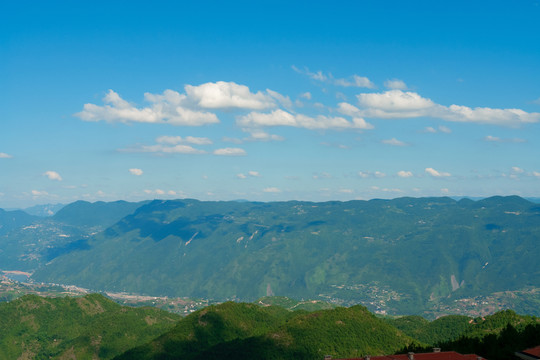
[0, 293, 179, 359]
[33, 196, 540, 314]
[115, 302, 414, 360]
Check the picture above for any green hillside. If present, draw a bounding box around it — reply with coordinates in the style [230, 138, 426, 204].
[0, 293, 180, 359]
[387, 314, 472, 344]
[32, 196, 540, 315]
[116, 302, 415, 360]
[412, 310, 540, 360]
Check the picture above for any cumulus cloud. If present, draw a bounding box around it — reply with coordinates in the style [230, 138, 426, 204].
[358, 90, 436, 118]
[129, 168, 143, 176]
[425, 167, 451, 177]
[213, 147, 247, 156]
[263, 187, 282, 193]
[384, 79, 408, 90]
[43, 171, 62, 181]
[424, 127, 437, 133]
[185, 81, 276, 110]
[533, 171, 540, 178]
[76, 89, 219, 126]
[0, 152, 12, 158]
[238, 109, 373, 131]
[356, 90, 540, 127]
[397, 170, 413, 178]
[382, 138, 408, 146]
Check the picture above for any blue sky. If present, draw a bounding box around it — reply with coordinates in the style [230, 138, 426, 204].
[2, 0, 540, 208]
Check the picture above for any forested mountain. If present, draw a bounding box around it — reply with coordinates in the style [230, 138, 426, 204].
[115, 301, 414, 360]
[0, 292, 538, 360]
[0, 200, 148, 271]
[0, 293, 179, 359]
[30, 196, 540, 315]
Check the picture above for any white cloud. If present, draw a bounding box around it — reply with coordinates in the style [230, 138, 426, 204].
[263, 187, 282, 193]
[300, 92, 312, 100]
[356, 90, 540, 126]
[31, 190, 49, 196]
[238, 109, 373, 131]
[441, 188, 450, 194]
[397, 170, 413, 178]
[292, 66, 327, 81]
[267, 89, 293, 109]
[438, 125, 452, 133]
[43, 171, 62, 181]
[533, 171, 540, 178]
[511, 166, 525, 174]
[0, 152, 12, 158]
[156, 135, 213, 145]
[313, 172, 332, 179]
[129, 168, 143, 176]
[358, 171, 370, 178]
[384, 79, 408, 90]
[357, 171, 385, 178]
[143, 189, 180, 196]
[237, 171, 260, 179]
[76, 89, 219, 126]
[425, 167, 451, 177]
[485, 135, 500, 142]
[423, 125, 451, 133]
[244, 130, 285, 142]
[335, 75, 375, 88]
[484, 135, 526, 143]
[292, 66, 375, 88]
[123, 144, 206, 155]
[382, 138, 408, 146]
[339, 189, 354, 194]
[213, 147, 247, 156]
[185, 81, 275, 110]
[357, 90, 436, 118]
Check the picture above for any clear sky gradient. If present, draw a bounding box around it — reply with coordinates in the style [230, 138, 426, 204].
[2, 0, 540, 208]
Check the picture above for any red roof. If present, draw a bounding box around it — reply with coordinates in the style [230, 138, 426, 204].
[334, 351, 484, 360]
[522, 346, 540, 358]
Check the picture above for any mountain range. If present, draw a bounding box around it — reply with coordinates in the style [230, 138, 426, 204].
[1, 195, 534, 316]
